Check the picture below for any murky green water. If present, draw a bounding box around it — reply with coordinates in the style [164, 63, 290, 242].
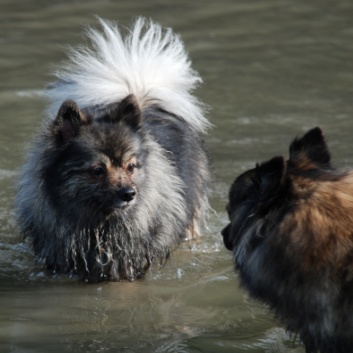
[2, 1, 353, 352]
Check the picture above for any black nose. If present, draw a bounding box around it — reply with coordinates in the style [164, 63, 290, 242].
[120, 187, 136, 202]
[221, 224, 233, 251]
[221, 224, 230, 238]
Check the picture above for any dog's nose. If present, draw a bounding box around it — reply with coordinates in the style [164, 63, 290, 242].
[221, 224, 230, 238]
[120, 187, 136, 202]
[221, 224, 233, 251]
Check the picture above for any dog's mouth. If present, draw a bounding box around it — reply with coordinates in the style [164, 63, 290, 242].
[113, 198, 136, 209]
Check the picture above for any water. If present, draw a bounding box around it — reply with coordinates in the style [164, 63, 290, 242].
[2, 0, 353, 352]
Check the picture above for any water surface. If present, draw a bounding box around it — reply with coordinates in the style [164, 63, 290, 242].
[2, 1, 353, 352]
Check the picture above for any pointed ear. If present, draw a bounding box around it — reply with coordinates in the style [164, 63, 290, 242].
[111, 94, 142, 130]
[257, 156, 286, 194]
[51, 100, 88, 142]
[289, 127, 331, 169]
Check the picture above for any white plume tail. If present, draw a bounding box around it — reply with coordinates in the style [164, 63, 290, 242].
[46, 17, 210, 133]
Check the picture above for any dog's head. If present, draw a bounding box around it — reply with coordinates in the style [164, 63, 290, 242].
[221, 156, 287, 253]
[43, 94, 146, 224]
[221, 127, 331, 263]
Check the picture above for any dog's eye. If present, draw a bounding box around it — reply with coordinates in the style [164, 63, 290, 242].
[127, 163, 136, 173]
[91, 166, 105, 178]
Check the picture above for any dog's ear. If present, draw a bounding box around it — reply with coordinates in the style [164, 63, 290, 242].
[289, 127, 331, 169]
[256, 156, 287, 195]
[112, 94, 142, 130]
[51, 100, 89, 142]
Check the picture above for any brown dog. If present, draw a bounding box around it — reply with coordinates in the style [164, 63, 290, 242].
[222, 127, 353, 353]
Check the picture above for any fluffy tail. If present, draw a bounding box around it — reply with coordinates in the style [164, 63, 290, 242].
[46, 17, 210, 133]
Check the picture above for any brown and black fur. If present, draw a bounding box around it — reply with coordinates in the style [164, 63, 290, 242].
[222, 127, 353, 353]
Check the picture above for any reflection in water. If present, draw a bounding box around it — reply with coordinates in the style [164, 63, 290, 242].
[2, 0, 353, 352]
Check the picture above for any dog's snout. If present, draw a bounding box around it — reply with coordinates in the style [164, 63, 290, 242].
[120, 187, 136, 202]
[221, 224, 230, 238]
[221, 224, 233, 251]
[113, 186, 136, 208]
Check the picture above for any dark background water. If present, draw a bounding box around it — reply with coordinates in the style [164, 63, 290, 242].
[2, 1, 353, 352]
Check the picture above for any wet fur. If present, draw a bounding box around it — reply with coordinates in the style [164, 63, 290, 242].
[222, 127, 353, 353]
[16, 18, 210, 281]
